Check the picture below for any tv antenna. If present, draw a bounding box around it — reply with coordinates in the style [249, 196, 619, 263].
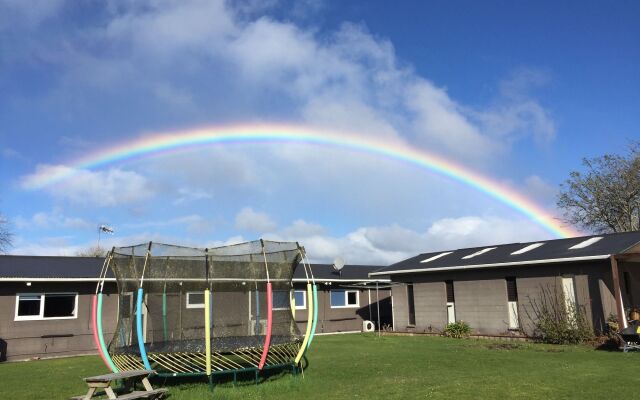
[332, 256, 344, 277]
[97, 224, 114, 248]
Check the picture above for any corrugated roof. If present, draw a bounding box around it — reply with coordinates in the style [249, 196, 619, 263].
[370, 231, 640, 276]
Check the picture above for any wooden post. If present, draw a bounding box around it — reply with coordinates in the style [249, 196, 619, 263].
[611, 255, 628, 329]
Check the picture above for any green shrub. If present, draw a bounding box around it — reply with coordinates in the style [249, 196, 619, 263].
[443, 321, 472, 338]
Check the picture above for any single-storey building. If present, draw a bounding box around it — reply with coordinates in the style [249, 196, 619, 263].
[370, 231, 640, 337]
[291, 264, 392, 334]
[0, 255, 389, 362]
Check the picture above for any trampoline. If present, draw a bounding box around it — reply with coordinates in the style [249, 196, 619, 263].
[91, 240, 318, 379]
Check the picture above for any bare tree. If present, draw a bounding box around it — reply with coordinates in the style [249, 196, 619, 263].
[0, 213, 12, 253]
[75, 245, 107, 257]
[557, 142, 640, 233]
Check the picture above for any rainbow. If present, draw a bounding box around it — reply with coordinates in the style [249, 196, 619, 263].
[22, 124, 580, 238]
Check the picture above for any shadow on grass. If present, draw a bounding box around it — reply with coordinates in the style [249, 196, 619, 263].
[150, 360, 305, 392]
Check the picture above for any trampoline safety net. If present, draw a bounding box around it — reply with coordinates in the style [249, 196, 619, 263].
[103, 240, 304, 375]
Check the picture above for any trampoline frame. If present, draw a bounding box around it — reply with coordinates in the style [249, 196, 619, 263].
[91, 240, 318, 381]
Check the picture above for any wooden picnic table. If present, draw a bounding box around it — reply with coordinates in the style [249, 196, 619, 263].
[71, 370, 167, 400]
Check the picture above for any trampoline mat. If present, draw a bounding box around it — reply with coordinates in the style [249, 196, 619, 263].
[111, 335, 300, 355]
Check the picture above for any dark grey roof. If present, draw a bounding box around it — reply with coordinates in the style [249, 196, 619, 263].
[0, 255, 386, 282]
[0, 255, 107, 279]
[370, 231, 640, 276]
[294, 264, 387, 281]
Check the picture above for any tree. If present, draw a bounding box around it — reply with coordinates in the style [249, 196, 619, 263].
[75, 245, 108, 257]
[0, 213, 12, 253]
[557, 142, 640, 233]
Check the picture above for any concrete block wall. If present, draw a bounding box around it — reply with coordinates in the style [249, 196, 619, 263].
[454, 279, 510, 335]
[0, 282, 118, 361]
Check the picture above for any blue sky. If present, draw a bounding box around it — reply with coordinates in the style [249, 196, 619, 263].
[0, 0, 638, 264]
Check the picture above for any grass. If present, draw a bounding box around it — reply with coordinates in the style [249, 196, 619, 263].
[1, 334, 639, 399]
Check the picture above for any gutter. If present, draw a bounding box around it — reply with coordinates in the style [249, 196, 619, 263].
[368, 254, 611, 276]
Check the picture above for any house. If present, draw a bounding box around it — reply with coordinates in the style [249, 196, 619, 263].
[0, 255, 118, 362]
[369, 231, 640, 337]
[0, 255, 389, 361]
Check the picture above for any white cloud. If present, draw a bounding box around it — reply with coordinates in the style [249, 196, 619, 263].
[122, 214, 212, 235]
[235, 207, 277, 232]
[21, 165, 155, 207]
[262, 215, 550, 265]
[15, 209, 91, 231]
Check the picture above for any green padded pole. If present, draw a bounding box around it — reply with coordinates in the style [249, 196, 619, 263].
[162, 291, 168, 341]
[307, 284, 319, 349]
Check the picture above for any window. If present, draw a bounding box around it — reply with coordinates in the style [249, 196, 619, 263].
[186, 292, 205, 309]
[462, 247, 497, 259]
[407, 284, 416, 326]
[293, 290, 306, 310]
[273, 291, 290, 310]
[568, 236, 602, 249]
[511, 243, 544, 255]
[330, 290, 359, 308]
[445, 281, 455, 303]
[506, 277, 518, 302]
[506, 277, 519, 329]
[445, 281, 455, 324]
[420, 252, 452, 263]
[15, 293, 78, 321]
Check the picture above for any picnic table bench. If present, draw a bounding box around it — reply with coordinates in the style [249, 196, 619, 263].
[71, 370, 167, 400]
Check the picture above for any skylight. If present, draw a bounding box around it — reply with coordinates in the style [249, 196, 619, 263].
[511, 243, 544, 255]
[569, 237, 603, 249]
[420, 252, 453, 263]
[462, 247, 497, 259]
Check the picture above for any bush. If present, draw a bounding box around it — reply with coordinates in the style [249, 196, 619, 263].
[444, 321, 471, 338]
[525, 284, 594, 345]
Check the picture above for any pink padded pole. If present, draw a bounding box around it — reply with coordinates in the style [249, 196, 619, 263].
[258, 282, 273, 370]
[91, 294, 110, 368]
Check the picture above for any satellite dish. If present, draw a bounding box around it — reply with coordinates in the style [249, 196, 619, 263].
[333, 256, 345, 271]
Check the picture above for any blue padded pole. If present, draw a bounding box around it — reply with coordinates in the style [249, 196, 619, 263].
[136, 287, 152, 370]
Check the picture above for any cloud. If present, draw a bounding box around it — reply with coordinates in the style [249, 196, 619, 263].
[523, 175, 558, 206]
[262, 215, 549, 265]
[235, 207, 277, 232]
[0, 0, 66, 30]
[15, 209, 91, 231]
[21, 165, 155, 207]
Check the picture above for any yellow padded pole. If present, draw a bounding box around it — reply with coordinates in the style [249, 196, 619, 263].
[290, 289, 296, 319]
[294, 283, 313, 364]
[205, 289, 211, 376]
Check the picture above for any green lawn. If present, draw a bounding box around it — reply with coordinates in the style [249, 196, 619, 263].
[1, 334, 638, 399]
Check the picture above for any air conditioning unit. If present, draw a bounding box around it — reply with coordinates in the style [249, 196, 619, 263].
[362, 320, 375, 332]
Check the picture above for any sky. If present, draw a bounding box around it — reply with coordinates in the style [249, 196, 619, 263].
[0, 0, 638, 264]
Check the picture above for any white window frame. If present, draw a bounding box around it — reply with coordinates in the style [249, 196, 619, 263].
[186, 291, 205, 309]
[330, 289, 360, 309]
[293, 290, 306, 310]
[14, 292, 79, 321]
